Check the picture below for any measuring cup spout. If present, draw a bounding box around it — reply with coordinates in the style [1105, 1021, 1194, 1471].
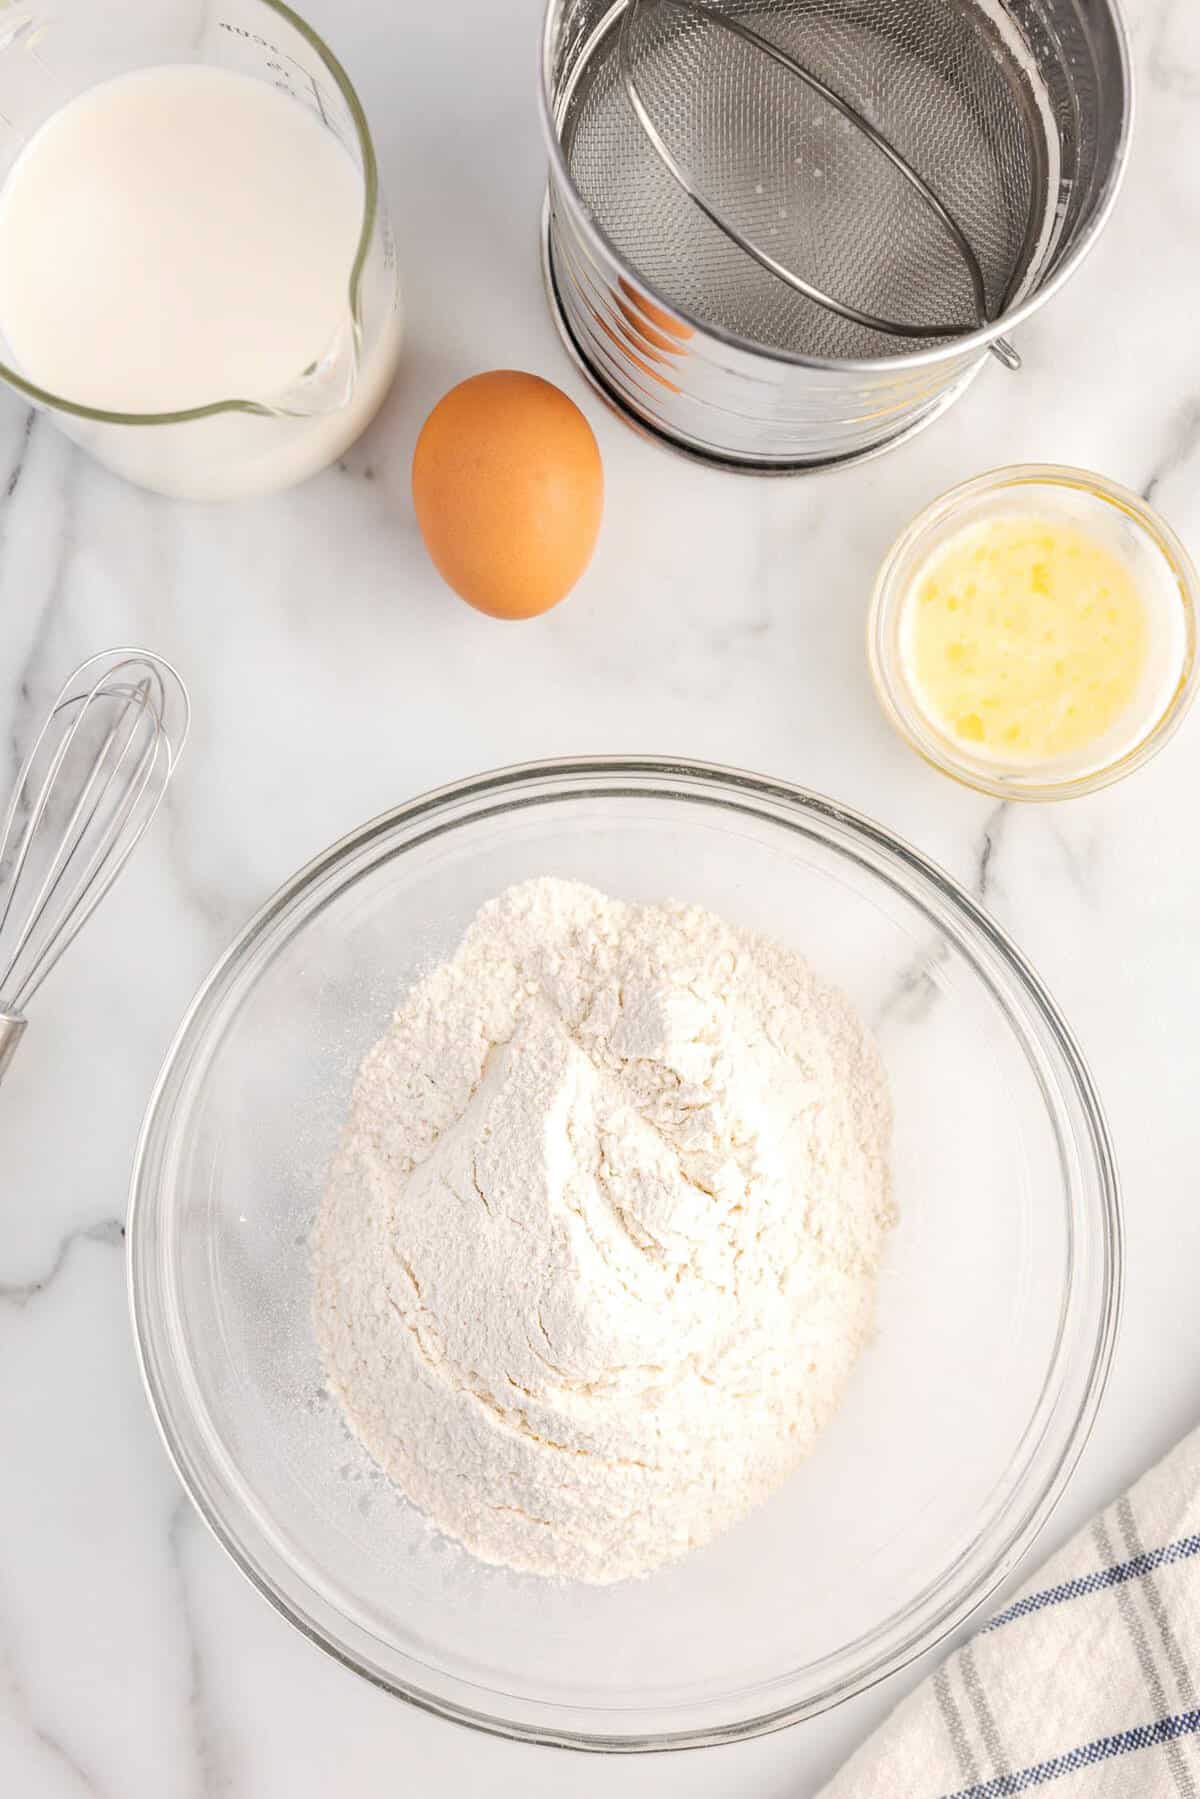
[268, 312, 361, 419]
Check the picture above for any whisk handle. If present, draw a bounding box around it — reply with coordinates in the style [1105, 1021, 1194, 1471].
[0, 1013, 26, 1084]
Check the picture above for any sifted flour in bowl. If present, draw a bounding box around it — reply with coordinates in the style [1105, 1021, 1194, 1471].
[313, 877, 894, 1584]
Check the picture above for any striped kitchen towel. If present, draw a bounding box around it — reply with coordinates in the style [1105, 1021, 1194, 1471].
[820, 1427, 1200, 1798]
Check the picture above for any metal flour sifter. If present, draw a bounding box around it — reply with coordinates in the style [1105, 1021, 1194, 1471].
[539, 0, 1132, 471]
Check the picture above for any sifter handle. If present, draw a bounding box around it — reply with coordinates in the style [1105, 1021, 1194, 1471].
[989, 337, 1022, 371]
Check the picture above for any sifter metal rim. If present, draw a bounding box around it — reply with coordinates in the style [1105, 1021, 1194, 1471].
[537, 0, 1135, 376]
[539, 199, 991, 475]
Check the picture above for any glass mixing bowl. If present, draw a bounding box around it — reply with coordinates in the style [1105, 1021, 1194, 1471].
[128, 759, 1121, 1750]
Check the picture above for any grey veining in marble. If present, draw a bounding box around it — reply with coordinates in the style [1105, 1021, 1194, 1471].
[2, 0, 1200, 1793]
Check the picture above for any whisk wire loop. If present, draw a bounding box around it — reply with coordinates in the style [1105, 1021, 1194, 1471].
[0, 649, 188, 1032]
[6, 675, 149, 992]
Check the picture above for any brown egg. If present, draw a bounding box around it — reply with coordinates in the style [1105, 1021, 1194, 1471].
[412, 371, 604, 619]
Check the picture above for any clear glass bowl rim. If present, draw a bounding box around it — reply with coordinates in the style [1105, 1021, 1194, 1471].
[867, 463, 1200, 800]
[127, 756, 1123, 1752]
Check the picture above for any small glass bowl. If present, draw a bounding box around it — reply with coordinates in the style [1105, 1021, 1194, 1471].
[868, 465, 1200, 800]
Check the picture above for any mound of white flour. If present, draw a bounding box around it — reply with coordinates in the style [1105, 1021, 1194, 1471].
[313, 878, 893, 1584]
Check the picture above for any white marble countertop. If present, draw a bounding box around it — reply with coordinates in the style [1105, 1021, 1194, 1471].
[2, 0, 1199, 1791]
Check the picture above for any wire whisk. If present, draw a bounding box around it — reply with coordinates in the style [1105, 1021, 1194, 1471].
[0, 649, 190, 1083]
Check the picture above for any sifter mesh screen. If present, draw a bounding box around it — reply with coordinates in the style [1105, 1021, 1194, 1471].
[561, 0, 1057, 360]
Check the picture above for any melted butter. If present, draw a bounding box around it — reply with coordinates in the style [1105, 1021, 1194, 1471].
[905, 516, 1149, 761]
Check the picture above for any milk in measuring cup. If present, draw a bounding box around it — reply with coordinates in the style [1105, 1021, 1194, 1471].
[0, 64, 402, 499]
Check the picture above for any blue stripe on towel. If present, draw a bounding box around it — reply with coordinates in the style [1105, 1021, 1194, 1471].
[942, 1705, 1200, 1791]
[984, 1534, 1200, 1634]
[940, 1709, 1200, 1798]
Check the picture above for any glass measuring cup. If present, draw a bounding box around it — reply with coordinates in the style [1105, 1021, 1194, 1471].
[0, 0, 402, 500]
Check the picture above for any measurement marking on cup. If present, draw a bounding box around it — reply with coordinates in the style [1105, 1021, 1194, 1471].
[218, 22, 333, 124]
[308, 73, 329, 128]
